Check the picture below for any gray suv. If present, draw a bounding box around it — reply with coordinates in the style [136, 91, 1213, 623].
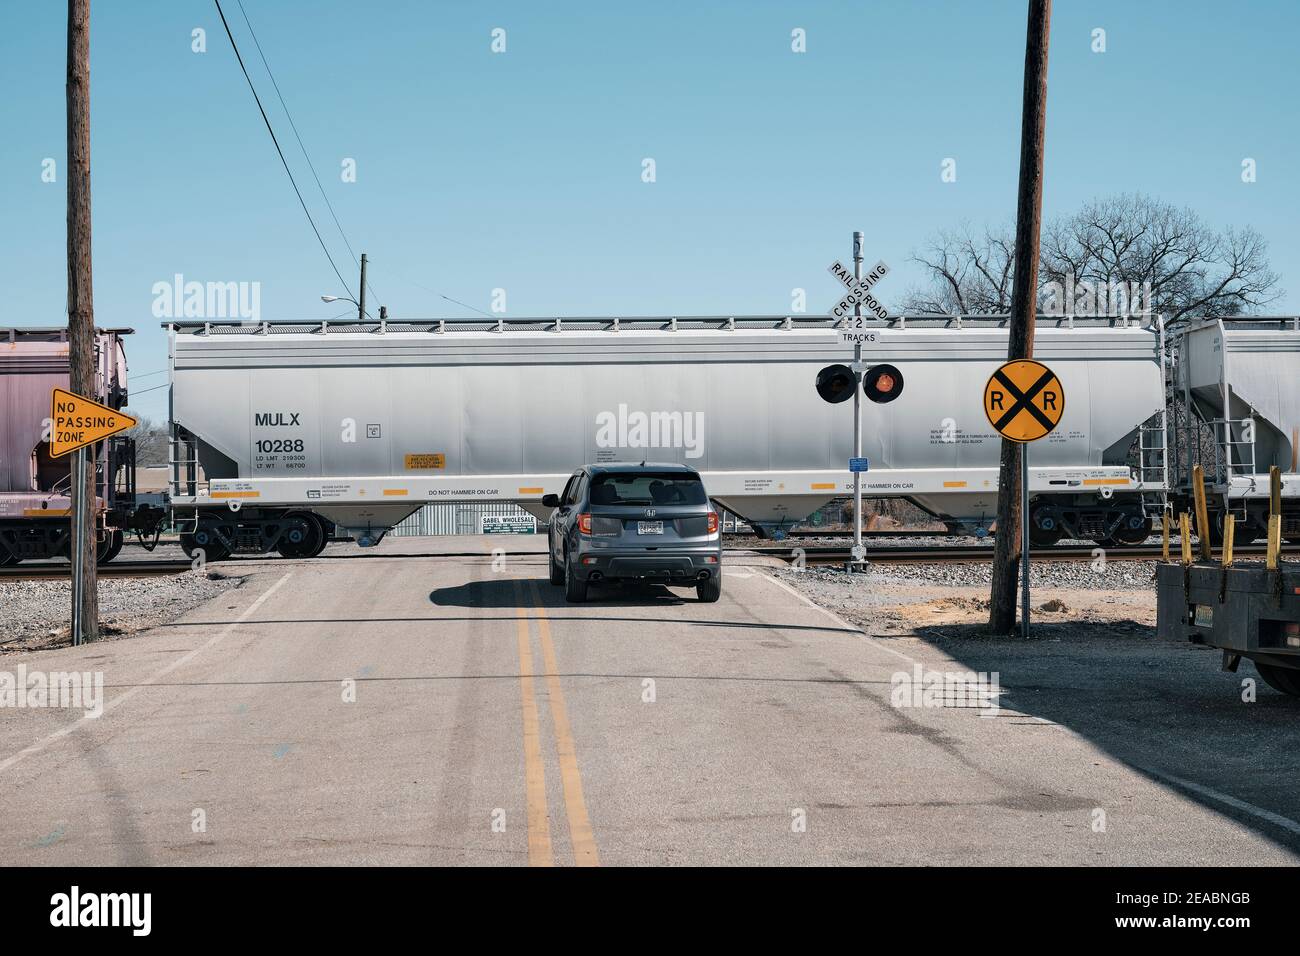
[543, 463, 723, 603]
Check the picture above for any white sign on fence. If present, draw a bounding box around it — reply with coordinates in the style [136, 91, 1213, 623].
[481, 513, 537, 534]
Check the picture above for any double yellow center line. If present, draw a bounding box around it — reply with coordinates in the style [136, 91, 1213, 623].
[513, 579, 600, 867]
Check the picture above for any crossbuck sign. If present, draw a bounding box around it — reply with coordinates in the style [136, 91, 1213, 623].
[828, 259, 891, 343]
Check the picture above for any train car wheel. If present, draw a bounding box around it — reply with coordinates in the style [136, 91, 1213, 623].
[1099, 515, 1153, 547]
[306, 519, 329, 558]
[302, 530, 325, 561]
[0, 549, 16, 567]
[98, 530, 124, 565]
[1205, 512, 1225, 547]
[181, 528, 231, 563]
[195, 544, 231, 563]
[1256, 663, 1300, 697]
[277, 513, 326, 559]
[1028, 526, 1063, 547]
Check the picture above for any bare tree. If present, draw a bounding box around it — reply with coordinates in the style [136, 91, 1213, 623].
[904, 226, 1016, 314]
[901, 194, 1282, 322]
[122, 413, 169, 467]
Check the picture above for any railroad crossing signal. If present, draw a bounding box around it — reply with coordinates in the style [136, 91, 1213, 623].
[815, 362, 905, 404]
[49, 387, 137, 458]
[828, 259, 891, 340]
[826, 238, 892, 570]
[983, 360, 1064, 443]
[817, 255, 904, 405]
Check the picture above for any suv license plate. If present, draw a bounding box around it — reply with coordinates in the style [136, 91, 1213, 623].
[637, 521, 664, 535]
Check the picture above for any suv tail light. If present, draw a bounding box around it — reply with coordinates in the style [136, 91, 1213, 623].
[577, 513, 592, 535]
[707, 511, 718, 534]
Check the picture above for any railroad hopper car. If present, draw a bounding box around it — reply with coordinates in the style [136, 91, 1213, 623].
[1171, 316, 1300, 541]
[166, 315, 1165, 559]
[0, 327, 139, 564]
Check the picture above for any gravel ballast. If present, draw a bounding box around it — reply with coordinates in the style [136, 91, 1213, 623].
[0, 572, 239, 652]
[798, 556, 1160, 591]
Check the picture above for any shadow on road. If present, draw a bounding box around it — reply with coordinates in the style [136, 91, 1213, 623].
[909, 618, 1300, 854]
[430, 576, 700, 609]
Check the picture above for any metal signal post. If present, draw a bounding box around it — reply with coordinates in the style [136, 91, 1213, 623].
[816, 235, 898, 571]
[851, 231, 864, 572]
[70, 448, 90, 646]
[1021, 444, 1030, 639]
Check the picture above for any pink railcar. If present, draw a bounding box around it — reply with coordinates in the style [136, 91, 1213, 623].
[0, 326, 144, 563]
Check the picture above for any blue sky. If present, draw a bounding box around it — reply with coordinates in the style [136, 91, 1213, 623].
[2, 0, 1295, 421]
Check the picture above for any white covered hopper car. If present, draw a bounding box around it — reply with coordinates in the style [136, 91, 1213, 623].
[1171, 315, 1300, 540]
[165, 315, 1166, 559]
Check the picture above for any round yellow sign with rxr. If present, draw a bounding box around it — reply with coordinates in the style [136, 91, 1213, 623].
[983, 360, 1064, 443]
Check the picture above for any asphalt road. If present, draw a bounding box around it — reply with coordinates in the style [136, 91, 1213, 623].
[1, 537, 1296, 865]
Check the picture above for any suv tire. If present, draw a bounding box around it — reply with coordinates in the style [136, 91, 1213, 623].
[696, 576, 721, 603]
[564, 551, 588, 603]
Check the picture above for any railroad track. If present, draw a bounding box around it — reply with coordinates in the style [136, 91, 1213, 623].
[743, 543, 1272, 565]
[724, 529, 954, 539]
[0, 560, 195, 581]
[0, 543, 1276, 578]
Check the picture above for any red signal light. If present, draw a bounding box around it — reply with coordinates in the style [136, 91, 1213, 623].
[864, 364, 905, 404]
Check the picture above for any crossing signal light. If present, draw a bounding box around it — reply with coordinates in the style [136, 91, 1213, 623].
[864, 363, 904, 404]
[815, 364, 855, 404]
[817, 363, 905, 404]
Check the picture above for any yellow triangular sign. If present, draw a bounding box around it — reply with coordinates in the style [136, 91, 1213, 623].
[49, 387, 138, 459]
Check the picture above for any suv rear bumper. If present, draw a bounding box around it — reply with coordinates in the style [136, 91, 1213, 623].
[574, 549, 720, 583]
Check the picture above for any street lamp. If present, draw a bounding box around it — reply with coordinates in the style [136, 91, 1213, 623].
[320, 294, 384, 322]
[322, 255, 371, 320]
[320, 253, 371, 320]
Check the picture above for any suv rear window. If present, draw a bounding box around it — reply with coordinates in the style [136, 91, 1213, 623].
[589, 473, 708, 506]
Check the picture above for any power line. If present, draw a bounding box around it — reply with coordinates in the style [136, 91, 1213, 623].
[212, 0, 353, 300]
[436, 293, 494, 319]
[366, 257, 495, 318]
[233, 0, 383, 310]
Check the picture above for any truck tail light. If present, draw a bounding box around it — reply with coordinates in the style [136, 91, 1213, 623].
[577, 513, 592, 534]
[707, 511, 718, 534]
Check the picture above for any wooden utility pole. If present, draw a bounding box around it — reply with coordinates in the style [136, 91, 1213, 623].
[358, 253, 368, 321]
[67, 0, 99, 641]
[989, 0, 1052, 634]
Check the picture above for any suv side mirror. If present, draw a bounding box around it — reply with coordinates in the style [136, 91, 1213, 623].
[541, 494, 561, 508]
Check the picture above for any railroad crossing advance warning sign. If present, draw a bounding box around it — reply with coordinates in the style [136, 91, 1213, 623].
[49, 387, 137, 458]
[983, 360, 1064, 443]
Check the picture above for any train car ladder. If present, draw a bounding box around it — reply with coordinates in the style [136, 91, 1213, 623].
[167, 425, 203, 533]
[1138, 415, 1169, 518]
[1211, 415, 1257, 519]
